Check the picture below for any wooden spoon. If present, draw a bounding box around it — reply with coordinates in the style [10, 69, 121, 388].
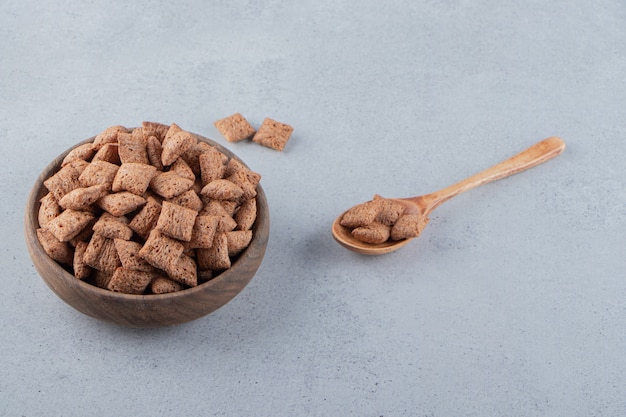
[332, 136, 566, 255]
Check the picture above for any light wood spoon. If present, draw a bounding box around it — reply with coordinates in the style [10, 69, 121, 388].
[332, 136, 566, 255]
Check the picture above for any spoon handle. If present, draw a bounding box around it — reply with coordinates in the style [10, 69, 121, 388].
[413, 136, 566, 215]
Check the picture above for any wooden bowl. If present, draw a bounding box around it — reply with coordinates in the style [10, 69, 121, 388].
[24, 132, 269, 328]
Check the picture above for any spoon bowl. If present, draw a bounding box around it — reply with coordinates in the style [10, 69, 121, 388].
[332, 136, 566, 255]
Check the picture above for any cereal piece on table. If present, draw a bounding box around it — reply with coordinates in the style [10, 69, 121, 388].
[61, 142, 96, 167]
[234, 197, 256, 231]
[111, 162, 158, 195]
[36, 228, 73, 265]
[43, 163, 82, 201]
[78, 160, 119, 190]
[196, 233, 231, 270]
[188, 215, 219, 249]
[161, 130, 196, 166]
[351, 223, 391, 244]
[91, 143, 120, 165]
[225, 230, 253, 256]
[92, 270, 114, 289]
[155, 201, 198, 242]
[170, 157, 195, 182]
[151, 275, 185, 294]
[38, 192, 61, 228]
[138, 229, 185, 271]
[92, 212, 133, 240]
[168, 189, 202, 212]
[200, 200, 237, 232]
[199, 147, 227, 186]
[58, 184, 107, 211]
[73, 241, 92, 280]
[252, 118, 294, 151]
[114, 239, 155, 272]
[117, 129, 149, 164]
[390, 214, 429, 241]
[128, 196, 161, 239]
[373, 196, 406, 226]
[200, 179, 244, 201]
[165, 254, 198, 287]
[98, 191, 146, 217]
[142, 121, 169, 143]
[107, 267, 153, 295]
[83, 233, 121, 272]
[93, 125, 129, 149]
[339, 200, 379, 228]
[214, 113, 256, 143]
[226, 169, 259, 201]
[150, 171, 194, 199]
[146, 136, 164, 171]
[45, 209, 95, 242]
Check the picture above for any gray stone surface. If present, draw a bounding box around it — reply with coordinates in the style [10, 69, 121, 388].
[1, 1, 625, 416]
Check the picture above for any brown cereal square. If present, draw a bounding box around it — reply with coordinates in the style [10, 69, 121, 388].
[83, 233, 121, 272]
[92, 212, 133, 240]
[78, 160, 119, 190]
[91, 143, 120, 164]
[128, 196, 162, 239]
[73, 241, 92, 280]
[170, 157, 196, 182]
[114, 239, 155, 272]
[111, 162, 158, 195]
[339, 200, 379, 228]
[373, 196, 406, 226]
[150, 171, 194, 199]
[138, 229, 185, 271]
[58, 184, 107, 211]
[165, 254, 198, 287]
[118, 129, 149, 164]
[225, 230, 253, 256]
[93, 125, 129, 149]
[107, 267, 153, 294]
[200, 179, 244, 201]
[226, 169, 259, 201]
[61, 142, 96, 167]
[252, 118, 294, 151]
[214, 113, 256, 143]
[234, 197, 256, 231]
[168, 189, 202, 212]
[188, 215, 219, 249]
[43, 164, 82, 201]
[38, 192, 61, 228]
[36, 228, 73, 265]
[161, 130, 196, 166]
[150, 275, 185, 294]
[351, 223, 391, 244]
[97, 191, 146, 217]
[196, 233, 231, 271]
[45, 209, 95, 242]
[199, 200, 237, 232]
[390, 214, 429, 241]
[199, 147, 227, 186]
[146, 136, 164, 170]
[141, 121, 169, 143]
[155, 201, 198, 242]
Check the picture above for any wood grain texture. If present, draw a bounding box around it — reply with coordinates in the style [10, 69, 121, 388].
[25, 132, 269, 328]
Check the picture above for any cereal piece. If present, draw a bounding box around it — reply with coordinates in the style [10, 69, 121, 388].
[98, 192, 146, 217]
[58, 184, 107, 211]
[163, 123, 183, 143]
[93, 125, 128, 149]
[218, 200, 238, 217]
[252, 118, 294, 151]
[351, 223, 391, 244]
[161, 130, 196, 166]
[390, 214, 429, 241]
[196, 233, 231, 270]
[128, 196, 161, 239]
[150, 171, 194, 199]
[43, 163, 81, 201]
[118, 129, 149, 164]
[155, 201, 198, 242]
[234, 197, 256, 231]
[214, 113, 256, 143]
[146, 136, 164, 171]
[138, 229, 185, 271]
[170, 157, 195, 182]
[224, 158, 247, 177]
[91, 143, 120, 164]
[165, 254, 198, 287]
[69, 216, 97, 246]
[200, 200, 238, 232]
[45, 209, 95, 242]
[198, 269, 214, 283]
[200, 179, 244, 201]
[188, 215, 219, 249]
[114, 239, 155, 272]
[373, 196, 406, 226]
[150, 275, 185, 294]
[199, 147, 227, 186]
[92, 212, 133, 240]
[225, 230, 253, 256]
[92, 270, 114, 289]
[38, 192, 61, 228]
[141, 121, 169, 143]
[61, 142, 96, 166]
[226, 169, 259, 200]
[111, 162, 158, 195]
[36, 228, 73, 265]
[168, 189, 202, 212]
[78, 160, 119, 190]
[181, 141, 217, 176]
[339, 200, 379, 228]
[83, 233, 121, 272]
[73, 241, 92, 280]
[107, 267, 153, 295]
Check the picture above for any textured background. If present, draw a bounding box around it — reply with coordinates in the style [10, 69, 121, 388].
[1, 1, 625, 416]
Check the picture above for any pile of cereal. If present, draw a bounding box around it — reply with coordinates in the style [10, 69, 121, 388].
[339, 195, 429, 244]
[36, 122, 260, 294]
[214, 113, 294, 151]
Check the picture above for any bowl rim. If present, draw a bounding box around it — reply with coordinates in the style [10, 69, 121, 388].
[25, 129, 269, 303]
